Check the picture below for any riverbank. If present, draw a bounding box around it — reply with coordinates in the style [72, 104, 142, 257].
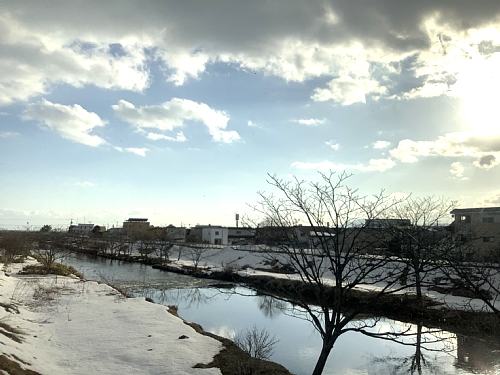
[76, 246, 500, 340]
[0, 259, 291, 375]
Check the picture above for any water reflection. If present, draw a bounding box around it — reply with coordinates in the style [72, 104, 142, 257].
[257, 294, 287, 319]
[369, 323, 456, 375]
[456, 335, 500, 374]
[63, 253, 500, 375]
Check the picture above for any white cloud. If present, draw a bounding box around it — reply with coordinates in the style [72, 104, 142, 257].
[125, 147, 148, 157]
[0, 131, 19, 138]
[291, 157, 395, 172]
[22, 99, 107, 146]
[389, 132, 500, 169]
[76, 181, 95, 187]
[1, 2, 500, 108]
[325, 141, 340, 150]
[373, 140, 390, 149]
[112, 98, 240, 144]
[311, 75, 385, 105]
[146, 132, 187, 142]
[449, 162, 468, 180]
[295, 118, 326, 126]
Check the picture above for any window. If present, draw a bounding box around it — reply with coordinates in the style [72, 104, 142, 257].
[483, 236, 495, 242]
[460, 215, 471, 223]
[215, 231, 219, 235]
[483, 217, 494, 223]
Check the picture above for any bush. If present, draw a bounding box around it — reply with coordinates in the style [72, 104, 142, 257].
[233, 325, 279, 360]
[19, 263, 83, 279]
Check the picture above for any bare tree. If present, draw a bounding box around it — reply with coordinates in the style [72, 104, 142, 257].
[150, 229, 174, 265]
[102, 232, 129, 256]
[183, 246, 223, 273]
[233, 324, 279, 360]
[441, 255, 500, 321]
[0, 230, 31, 264]
[32, 231, 69, 273]
[385, 196, 456, 300]
[248, 171, 408, 375]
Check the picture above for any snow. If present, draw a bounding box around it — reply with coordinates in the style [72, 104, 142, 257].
[1, 245, 499, 373]
[0, 259, 222, 375]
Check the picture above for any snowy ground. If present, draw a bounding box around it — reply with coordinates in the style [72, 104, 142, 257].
[0, 259, 223, 375]
[1, 246, 499, 374]
[168, 245, 500, 313]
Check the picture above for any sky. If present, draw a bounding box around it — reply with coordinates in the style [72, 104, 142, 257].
[2, 0, 500, 230]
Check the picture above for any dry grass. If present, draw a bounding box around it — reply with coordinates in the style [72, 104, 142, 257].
[0, 354, 41, 375]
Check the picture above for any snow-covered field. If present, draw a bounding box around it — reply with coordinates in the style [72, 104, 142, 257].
[0, 259, 222, 375]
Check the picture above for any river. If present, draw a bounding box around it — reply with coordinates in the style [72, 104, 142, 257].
[64, 253, 500, 375]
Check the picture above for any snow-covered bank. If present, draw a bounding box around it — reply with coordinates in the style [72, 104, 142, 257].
[0, 265, 223, 375]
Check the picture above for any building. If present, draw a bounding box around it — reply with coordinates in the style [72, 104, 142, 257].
[147, 225, 186, 242]
[365, 219, 411, 229]
[451, 207, 500, 260]
[228, 227, 256, 244]
[123, 218, 150, 237]
[68, 223, 94, 234]
[187, 225, 228, 245]
[202, 225, 228, 245]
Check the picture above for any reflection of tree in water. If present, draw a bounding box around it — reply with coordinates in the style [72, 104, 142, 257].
[257, 295, 287, 319]
[134, 287, 221, 309]
[456, 334, 500, 374]
[369, 322, 455, 375]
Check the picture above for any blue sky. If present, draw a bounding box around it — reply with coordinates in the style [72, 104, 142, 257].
[1, 1, 500, 230]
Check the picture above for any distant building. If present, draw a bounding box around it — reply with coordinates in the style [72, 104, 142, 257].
[202, 225, 228, 245]
[147, 225, 186, 242]
[123, 218, 150, 237]
[228, 227, 256, 244]
[69, 223, 94, 234]
[451, 207, 500, 261]
[365, 219, 411, 229]
[188, 225, 228, 245]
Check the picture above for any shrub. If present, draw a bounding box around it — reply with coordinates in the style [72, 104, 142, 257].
[19, 263, 83, 279]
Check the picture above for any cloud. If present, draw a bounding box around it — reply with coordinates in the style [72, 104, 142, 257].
[311, 75, 385, 105]
[291, 157, 395, 172]
[389, 131, 500, 169]
[325, 141, 340, 150]
[112, 98, 240, 143]
[22, 99, 107, 146]
[146, 132, 187, 142]
[0, 131, 19, 138]
[76, 181, 95, 187]
[449, 162, 468, 180]
[125, 147, 148, 157]
[373, 140, 390, 149]
[295, 118, 326, 126]
[2, 2, 500, 106]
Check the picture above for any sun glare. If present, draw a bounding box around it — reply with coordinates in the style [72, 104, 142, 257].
[462, 93, 498, 136]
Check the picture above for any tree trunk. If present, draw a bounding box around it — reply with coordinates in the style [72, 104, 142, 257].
[311, 345, 333, 375]
[311, 334, 339, 375]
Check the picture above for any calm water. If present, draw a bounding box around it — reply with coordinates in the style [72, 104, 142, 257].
[64, 253, 500, 375]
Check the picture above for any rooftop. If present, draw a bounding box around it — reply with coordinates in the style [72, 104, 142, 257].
[451, 207, 500, 214]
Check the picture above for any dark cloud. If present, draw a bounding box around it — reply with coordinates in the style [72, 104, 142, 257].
[467, 135, 500, 152]
[477, 154, 496, 166]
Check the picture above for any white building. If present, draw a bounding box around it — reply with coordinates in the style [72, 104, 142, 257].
[202, 226, 228, 245]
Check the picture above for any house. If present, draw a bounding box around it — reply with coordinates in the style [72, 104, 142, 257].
[451, 207, 500, 261]
[147, 225, 186, 242]
[68, 223, 94, 234]
[228, 227, 256, 244]
[187, 225, 228, 245]
[202, 225, 228, 245]
[123, 218, 150, 237]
